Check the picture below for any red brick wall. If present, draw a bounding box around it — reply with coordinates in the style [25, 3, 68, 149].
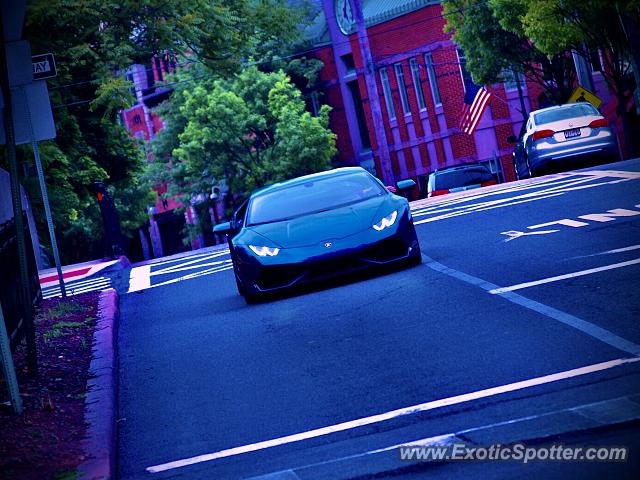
[306, 2, 550, 182]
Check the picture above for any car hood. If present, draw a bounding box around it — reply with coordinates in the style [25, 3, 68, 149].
[243, 196, 392, 248]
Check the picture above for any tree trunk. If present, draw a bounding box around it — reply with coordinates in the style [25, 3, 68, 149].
[616, 93, 635, 159]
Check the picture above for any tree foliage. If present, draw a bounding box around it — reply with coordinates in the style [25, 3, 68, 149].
[490, 0, 639, 152]
[11, 0, 312, 261]
[443, 0, 577, 106]
[149, 67, 336, 213]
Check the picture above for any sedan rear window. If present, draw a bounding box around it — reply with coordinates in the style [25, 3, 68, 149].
[248, 172, 385, 225]
[432, 166, 494, 191]
[534, 104, 599, 125]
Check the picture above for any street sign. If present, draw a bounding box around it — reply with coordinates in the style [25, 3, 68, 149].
[32, 53, 56, 80]
[0, 81, 56, 144]
[568, 85, 603, 109]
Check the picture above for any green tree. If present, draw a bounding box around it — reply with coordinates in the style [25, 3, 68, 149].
[12, 0, 311, 261]
[163, 67, 336, 214]
[443, 0, 577, 111]
[491, 0, 639, 155]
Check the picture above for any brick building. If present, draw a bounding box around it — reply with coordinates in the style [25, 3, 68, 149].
[302, 0, 624, 190]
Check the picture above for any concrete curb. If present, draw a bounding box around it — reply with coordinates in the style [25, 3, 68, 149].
[78, 289, 119, 480]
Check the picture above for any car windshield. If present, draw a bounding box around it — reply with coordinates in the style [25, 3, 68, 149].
[248, 172, 385, 225]
[534, 104, 599, 125]
[433, 166, 494, 191]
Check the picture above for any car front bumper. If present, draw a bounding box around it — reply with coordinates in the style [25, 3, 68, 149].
[234, 220, 420, 294]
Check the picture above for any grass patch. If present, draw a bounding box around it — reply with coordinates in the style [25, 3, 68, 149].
[36, 300, 88, 322]
[43, 322, 84, 342]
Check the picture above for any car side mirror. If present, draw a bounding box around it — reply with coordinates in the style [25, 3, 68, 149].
[213, 221, 233, 236]
[506, 135, 518, 144]
[396, 179, 416, 192]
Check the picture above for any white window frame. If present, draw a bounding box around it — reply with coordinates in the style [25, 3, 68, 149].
[394, 63, 411, 116]
[424, 52, 442, 107]
[380, 68, 396, 121]
[409, 58, 426, 111]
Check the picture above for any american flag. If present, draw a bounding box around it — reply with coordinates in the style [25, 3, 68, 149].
[459, 79, 493, 135]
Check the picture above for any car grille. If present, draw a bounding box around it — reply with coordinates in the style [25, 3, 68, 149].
[359, 236, 410, 263]
[255, 236, 411, 291]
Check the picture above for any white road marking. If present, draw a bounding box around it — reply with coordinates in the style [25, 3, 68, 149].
[128, 265, 151, 293]
[488, 258, 640, 294]
[410, 170, 639, 224]
[528, 219, 590, 229]
[579, 208, 640, 223]
[414, 194, 563, 225]
[577, 169, 640, 179]
[574, 244, 640, 259]
[42, 277, 112, 299]
[127, 251, 234, 293]
[138, 264, 233, 292]
[152, 258, 230, 276]
[43, 276, 110, 290]
[423, 254, 640, 355]
[39, 259, 119, 288]
[248, 392, 640, 478]
[151, 251, 230, 275]
[140, 249, 230, 269]
[500, 229, 559, 242]
[146, 357, 640, 473]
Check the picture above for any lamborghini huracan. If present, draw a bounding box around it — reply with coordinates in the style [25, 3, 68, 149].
[214, 167, 421, 303]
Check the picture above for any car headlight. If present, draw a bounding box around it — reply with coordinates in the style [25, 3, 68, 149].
[249, 245, 280, 257]
[373, 210, 398, 231]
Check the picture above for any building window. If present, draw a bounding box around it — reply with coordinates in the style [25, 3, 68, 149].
[503, 68, 524, 91]
[341, 53, 355, 75]
[380, 68, 396, 121]
[347, 80, 371, 149]
[409, 58, 426, 111]
[424, 52, 441, 106]
[394, 63, 411, 116]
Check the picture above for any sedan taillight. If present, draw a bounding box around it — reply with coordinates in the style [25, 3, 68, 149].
[588, 118, 609, 128]
[429, 189, 450, 197]
[532, 129, 555, 141]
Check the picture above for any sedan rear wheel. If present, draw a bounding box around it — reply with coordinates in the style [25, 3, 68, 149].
[524, 155, 533, 178]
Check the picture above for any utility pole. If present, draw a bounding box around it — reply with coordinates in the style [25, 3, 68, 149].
[351, 0, 394, 185]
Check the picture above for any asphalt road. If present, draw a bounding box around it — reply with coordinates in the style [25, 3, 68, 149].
[117, 160, 640, 479]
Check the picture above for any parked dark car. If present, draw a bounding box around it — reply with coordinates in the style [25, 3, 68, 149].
[421, 163, 497, 198]
[214, 167, 421, 303]
[508, 103, 619, 178]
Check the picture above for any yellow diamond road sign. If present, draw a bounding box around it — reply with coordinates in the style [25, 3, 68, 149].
[568, 86, 603, 109]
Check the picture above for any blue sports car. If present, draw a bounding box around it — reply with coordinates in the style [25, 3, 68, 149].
[214, 167, 421, 303]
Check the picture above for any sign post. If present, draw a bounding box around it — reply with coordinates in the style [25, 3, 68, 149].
[0, 303, 22, 414]
[0, 11, 38, 375]
[0, 49, 64, 297]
